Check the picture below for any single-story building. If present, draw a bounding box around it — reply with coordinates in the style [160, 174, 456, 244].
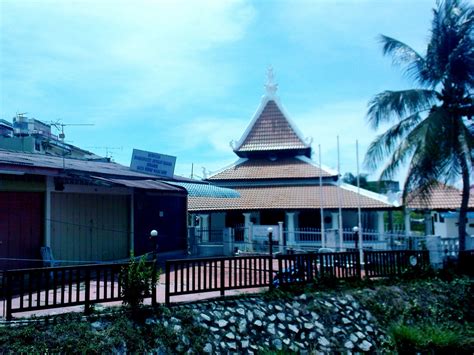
[406, 184, 474, 238]
[0, 149, 190, 270]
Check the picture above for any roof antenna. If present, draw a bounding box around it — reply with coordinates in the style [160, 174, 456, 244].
[50, 120, 94, 169]
[86, 146, 123, 160]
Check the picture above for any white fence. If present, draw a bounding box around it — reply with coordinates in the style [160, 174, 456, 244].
[188, 226, 471, 268]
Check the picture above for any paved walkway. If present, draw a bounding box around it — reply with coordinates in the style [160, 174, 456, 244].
[0, 251, 270, 320]
[1, 251, 357, 320]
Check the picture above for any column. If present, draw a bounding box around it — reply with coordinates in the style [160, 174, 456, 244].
[200, 214, 209, 242]
[404, 209, 411, 236]
[387, 210, 394, 232]
[286, 212, 296, 247]
[243, 213, 252, 250]
[424, 211, 433, 235]
[331, 212, 339, 230]
[377, 211, 385, 241]
[278, 221, 284, 253]
[293, 212, 300, 230]
[329, 212, 340, 250]
[45, 176, 53, 248]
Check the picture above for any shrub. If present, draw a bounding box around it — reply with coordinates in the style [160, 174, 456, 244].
[120, 254, 159, 310]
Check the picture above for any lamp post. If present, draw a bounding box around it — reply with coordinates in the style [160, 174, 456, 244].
[150, 229, 158, 260]
[267, 227, 273, 257]
[352, 226, 359, 250]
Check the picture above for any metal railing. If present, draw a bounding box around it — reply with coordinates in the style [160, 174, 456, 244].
[275, 252, 360, 286]
[364, 250, 430, 278]
[3, 261, 157, 320]
[165, 250, 427, 304]
[293, 228, 322, 243]
[165, 255, 272, 305]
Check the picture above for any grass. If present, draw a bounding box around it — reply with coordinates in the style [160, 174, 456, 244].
[0, 276, 472, 353]
[390, 323, 474, 354]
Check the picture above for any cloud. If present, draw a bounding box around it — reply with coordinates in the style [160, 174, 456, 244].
[291, 99, 395, 178]
[177, 117, 246, 151]
[1, 0, 256, 121]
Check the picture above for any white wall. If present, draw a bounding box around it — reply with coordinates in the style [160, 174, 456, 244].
[433, 212, 474, 238]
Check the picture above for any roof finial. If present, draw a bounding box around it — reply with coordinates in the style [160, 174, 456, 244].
[265, 66, 278, 96]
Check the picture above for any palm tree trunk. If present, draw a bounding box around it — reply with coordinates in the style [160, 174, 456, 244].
[458, 158, 470, 251]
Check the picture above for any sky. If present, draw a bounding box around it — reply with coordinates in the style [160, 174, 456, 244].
[0, 0, 437, 182]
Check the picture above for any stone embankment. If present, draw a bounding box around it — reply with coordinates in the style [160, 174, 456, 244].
[153, 292, 388, 353]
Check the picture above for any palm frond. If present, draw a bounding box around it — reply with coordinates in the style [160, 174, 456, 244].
[455, 120, 474, 172]
[364, 113, 423, 171]
[401, 105, 474, 202]
[424, 0, 474, 87]
[377, 118, 429, 180]
[402, 158, 440, 205]
[367, 89, 437, 128]
[379, 35, 426, 83]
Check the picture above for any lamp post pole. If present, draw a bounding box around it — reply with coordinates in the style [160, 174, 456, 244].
[268, 227, 273, 257]
[150, 229, 158, 261]
[352, 226, 359, 250]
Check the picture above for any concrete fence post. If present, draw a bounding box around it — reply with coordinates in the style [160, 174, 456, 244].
[425, 235, 443, 269]
[326, 229, 337, 250]
[465, 236, 474, 250]
[248, 222, 254, 251]
[286, 212, 296, 248]
[223, 228, 234, 256]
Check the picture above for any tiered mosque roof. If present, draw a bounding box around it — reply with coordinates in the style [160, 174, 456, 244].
[189, 69, 395, 212]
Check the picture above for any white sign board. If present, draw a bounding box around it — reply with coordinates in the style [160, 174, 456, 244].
[252, 225, 279, 241]
[130, 149, 176, 178]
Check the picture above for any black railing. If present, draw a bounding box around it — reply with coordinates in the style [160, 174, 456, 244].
[3, 261, 157, 320]
[364, 250, 430, 278]
[2, 250, 437, 317]
[165, 255, 272, 305]
[275, 252, 360, 286]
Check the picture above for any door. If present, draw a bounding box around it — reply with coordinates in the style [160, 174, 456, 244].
[0, 192, 43, 270]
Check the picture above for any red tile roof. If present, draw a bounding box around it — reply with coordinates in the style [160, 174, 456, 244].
[188, 185, 392, 212]
[208, 157, 336, 181]
[406, 184, 474, 210]
[234, 100, 309, 153]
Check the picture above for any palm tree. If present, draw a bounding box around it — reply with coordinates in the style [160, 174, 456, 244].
[364, 0, 474, 250]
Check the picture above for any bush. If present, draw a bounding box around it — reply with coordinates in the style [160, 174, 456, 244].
[391, 323, 474, 353]
[120, 255, 159, 310]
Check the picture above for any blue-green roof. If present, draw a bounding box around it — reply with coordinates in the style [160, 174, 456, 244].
[166, 181, 240, 198]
